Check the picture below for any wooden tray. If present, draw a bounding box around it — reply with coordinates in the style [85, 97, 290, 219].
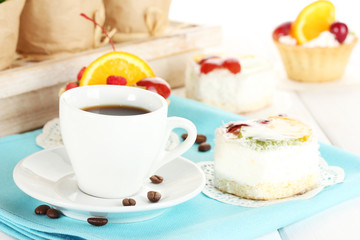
[0, 22, 221, 137]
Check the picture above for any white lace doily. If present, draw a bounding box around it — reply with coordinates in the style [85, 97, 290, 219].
[198, 159, 345, 207]
[36, 118, 179, 150]
[36, 118, 63, 149]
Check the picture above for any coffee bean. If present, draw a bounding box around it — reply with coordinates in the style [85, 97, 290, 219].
[147, 191, 161, 202]
[46, 208, 60, 219]
[87, 217, 108, 226]
[150, 175, 163, 184]
[198, 142, 211, 152]
[122, 198, 136, 206]
[181, 133, 188, 140]
[35, 205, 50, 215]
[195, 134, 207, 144]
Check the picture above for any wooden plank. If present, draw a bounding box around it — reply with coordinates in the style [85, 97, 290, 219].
[0, 24, 221, 99]
[297, 86, 360, 155]
[0, 83, 63, 137]
[280, 197, 360, 240]
[0, 24, 221, 137]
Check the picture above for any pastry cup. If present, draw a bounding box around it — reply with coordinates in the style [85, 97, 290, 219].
[274, 37, 358, 82]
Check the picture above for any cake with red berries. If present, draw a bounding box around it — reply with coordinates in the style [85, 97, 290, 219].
[273, 0, 357, 82]
[214, 116, 321, 200]
[185, 55, 276, 113]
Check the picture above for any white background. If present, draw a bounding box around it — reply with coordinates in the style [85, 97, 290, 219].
[169, 0, 360, 62]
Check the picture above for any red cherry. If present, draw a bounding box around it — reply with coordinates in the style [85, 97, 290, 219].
[198, 55, 220, 65]
[226, 123, 249, 135]
[272, 22, 292, 40]
[106, 75, 127, 85]
[77, 67, 86, 81]
[136, 77, 171, 99]
[257, 119, 270, 124]
[222, 58, 241, 74]
[330, 22, 348, 44]
[65, 82, 79, 91]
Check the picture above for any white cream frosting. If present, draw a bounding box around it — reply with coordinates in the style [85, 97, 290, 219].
[214, 118, 321, 186]
[279, 31, 355, 47]
[228, 117, 312, 141]
[185, 56, 276, 113]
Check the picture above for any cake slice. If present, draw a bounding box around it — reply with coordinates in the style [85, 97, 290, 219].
[185, 55, 276, 113]
[214, 116, 320, 200]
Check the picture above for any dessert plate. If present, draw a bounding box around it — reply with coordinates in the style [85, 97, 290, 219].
[13, 146, 205, 223]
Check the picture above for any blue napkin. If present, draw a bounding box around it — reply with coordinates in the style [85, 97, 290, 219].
[1, 95, 360, 240]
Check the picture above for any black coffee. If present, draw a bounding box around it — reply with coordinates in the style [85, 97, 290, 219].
[82, 105, 150, 116]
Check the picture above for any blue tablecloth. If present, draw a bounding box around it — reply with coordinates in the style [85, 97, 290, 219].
[1, 95, 360, 240]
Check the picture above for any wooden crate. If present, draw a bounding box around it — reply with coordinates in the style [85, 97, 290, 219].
[0, 23, 221, 137]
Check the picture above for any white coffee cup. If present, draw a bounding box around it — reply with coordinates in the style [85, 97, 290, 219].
[59, 85, 196, 198]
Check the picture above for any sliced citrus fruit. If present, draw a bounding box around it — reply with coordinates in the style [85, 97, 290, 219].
[291, 0, 335, 45]
[268, 116, 312, 142]
[79, 52, 155, 86]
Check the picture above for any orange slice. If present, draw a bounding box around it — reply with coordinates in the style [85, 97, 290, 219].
[79, 52, 155, 86]
[291, 0, 335, 45]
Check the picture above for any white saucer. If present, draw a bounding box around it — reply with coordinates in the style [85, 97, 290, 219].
[13, 146, 205, 223]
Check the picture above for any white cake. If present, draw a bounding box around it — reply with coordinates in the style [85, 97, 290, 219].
[214, 116, 321, 200]
[185, 55, 276, 113]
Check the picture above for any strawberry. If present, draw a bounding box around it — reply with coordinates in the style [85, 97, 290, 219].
[222, 58, 241, 74]
[65, 82, 79, 91]
[106, 75, 127, 85]
[77, 67, 86, 81]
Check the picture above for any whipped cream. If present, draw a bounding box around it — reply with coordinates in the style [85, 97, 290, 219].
[279, 31, 355, 47]
[214, 118, 321, 186]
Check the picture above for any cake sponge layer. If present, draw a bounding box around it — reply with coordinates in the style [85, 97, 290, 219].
[215, 173, 319, 200]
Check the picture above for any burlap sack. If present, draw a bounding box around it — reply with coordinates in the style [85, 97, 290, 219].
[104, 0, 172, 42]
[0, 0, 25, 70]
[17, 0, 105, 61]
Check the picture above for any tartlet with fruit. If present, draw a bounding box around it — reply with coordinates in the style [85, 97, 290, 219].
[185, 54, 276, 113]
[273, 0, 357, 82]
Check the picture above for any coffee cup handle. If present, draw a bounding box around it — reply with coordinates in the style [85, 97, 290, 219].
[150, 117, 197, 174]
